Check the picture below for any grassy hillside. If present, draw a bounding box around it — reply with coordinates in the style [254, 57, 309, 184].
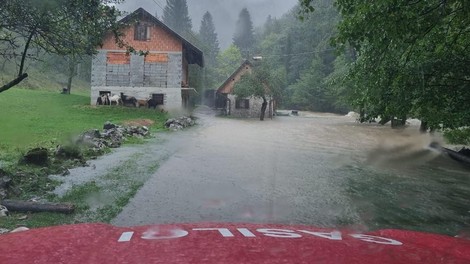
[0, 69, 90, 93]
[0, 89, 167, 160]
[0, 54, 92, 92]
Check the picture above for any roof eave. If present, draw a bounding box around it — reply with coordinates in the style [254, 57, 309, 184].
[217, 60, 252, 93]
[119, 8, 204, 67]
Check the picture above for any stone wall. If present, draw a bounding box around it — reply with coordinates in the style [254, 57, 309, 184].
[91, 52, 182, 88]
[144, 62, 167, 87]
[91, 50, 107, 87]
[168, 53, 183, 87]
[90, 86, 183, 110]
[106, 64, 130, 87]
[226, 94, 274, 119]
[130, 55, 144, 87]
[91, 51, 184, 109]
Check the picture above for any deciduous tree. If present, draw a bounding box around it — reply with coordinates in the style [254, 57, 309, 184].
[233, 64, 282, 121]
[299, 0, 470, 129]
[216, 45, 243, 85]
[0, 0, 124, 94]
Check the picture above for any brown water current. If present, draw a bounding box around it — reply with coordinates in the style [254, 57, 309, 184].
[108, 109, 470, 237]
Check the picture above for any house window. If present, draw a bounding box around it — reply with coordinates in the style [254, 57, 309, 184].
[135, 23, 150, 41]
[235, 98, 250, 109]
[152, 94, 165, 105]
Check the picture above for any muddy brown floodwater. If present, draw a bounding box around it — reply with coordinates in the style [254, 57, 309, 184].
[111, 108, 470, 237]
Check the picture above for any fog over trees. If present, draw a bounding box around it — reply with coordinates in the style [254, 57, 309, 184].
[117, 0, 298, 48]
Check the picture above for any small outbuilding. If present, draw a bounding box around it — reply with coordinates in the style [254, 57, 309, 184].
[215, 60, 275, 119]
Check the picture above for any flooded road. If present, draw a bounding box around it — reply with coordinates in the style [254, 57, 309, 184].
[112, 109, 470, 236]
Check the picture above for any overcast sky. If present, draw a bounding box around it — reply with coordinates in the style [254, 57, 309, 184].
[117, 0, 298, 49]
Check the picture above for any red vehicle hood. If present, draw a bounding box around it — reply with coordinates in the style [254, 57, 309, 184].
[1, 223, 470, 263]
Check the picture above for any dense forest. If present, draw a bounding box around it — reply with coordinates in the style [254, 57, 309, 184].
[197, 1, 347, 113]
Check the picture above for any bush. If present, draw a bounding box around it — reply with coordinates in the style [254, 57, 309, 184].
[444, 127, 470, 145]
[55, 144, 83, 160]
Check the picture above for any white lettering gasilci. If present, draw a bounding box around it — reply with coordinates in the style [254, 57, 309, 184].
[141, 228, 189, 240]
[116, 227, 403, 246]
[118, 232, 134, 242]
[192, 228, 235, 237]
[237, 228, 256, 237]
[298, 230, 342, 240]
[350, 234, 403, 246]
[256, 229, 302, 238]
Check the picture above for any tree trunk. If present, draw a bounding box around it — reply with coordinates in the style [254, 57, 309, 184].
[420, 120, 428, 133]
[66, 57, 77, 94]
[379, 116, 391, 125]
[400, 115, 407, 126]
[19, 28, 36, 77]
[0, 28, 36, 94]
[0, 73, 28, 93]
[359, 103, 366, 123]
[66, 66, 74, 94]
[1, 200, 75, 214]
[391, 116, 406, 128]
[260, 97, 267, 121]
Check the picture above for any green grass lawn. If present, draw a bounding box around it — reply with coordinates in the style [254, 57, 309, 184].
[0, 88, 167, 159]
[0, 88, 169, 229]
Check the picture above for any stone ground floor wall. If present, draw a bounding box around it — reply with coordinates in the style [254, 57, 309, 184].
[91, 86, 184, 111]
[226, 94, 274, 119]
